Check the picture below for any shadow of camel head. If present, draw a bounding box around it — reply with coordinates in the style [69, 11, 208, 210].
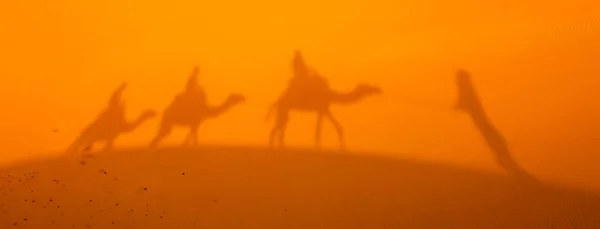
[225, 93, 246, 105]
[354, 83, 382, 96]
[140, 109, 158, 119]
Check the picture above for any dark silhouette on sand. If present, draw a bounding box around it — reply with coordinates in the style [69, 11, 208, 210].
[66, 82, 157, 155]
[285, 50, 330, 98]
[267, 51, 382, 149]
[149, 66, 246, 148]
[454, 70, 537, 182]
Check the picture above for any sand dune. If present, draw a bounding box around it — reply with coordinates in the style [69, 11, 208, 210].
[1, 146, 600, 229]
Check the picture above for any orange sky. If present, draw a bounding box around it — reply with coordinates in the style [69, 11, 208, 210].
[1, 0, 599, 189]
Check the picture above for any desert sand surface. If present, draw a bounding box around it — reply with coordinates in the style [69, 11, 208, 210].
[1, 146, 600, 229]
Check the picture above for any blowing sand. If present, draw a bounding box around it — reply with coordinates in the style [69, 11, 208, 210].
[1, 146, 600, 229]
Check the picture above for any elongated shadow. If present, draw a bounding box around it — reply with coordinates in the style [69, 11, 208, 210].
[266, 50, 382, 150]
[149, 66, 246, 148]
[66, 82, 157, 155]
[454, 70, 538, 184]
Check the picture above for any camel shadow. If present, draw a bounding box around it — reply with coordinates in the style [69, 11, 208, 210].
[267, 51, 382, 150]
[149, 66, 246, 148]
[65, 82, 157, 156]
[454, 70, 539, 185]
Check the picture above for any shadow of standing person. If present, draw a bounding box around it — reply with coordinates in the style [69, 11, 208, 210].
[454, 70, 539, 185]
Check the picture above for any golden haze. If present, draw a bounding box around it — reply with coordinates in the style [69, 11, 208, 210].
[0, 0, 599, 189]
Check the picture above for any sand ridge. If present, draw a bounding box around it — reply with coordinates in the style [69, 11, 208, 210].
[1, 146, 600, 229]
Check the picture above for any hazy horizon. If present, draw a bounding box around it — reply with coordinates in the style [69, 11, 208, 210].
[1, 0, 600, 192]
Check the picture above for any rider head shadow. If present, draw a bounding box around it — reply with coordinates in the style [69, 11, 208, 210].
[267, 50, 382, 150]
[149, 66, 246, 148]
[454, 70, 539, 185]
[66, 82, 157, 157]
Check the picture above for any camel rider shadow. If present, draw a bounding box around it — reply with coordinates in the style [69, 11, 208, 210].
[149, 66, 246, 148]
[66, 82, 157, 156]
[267, 50, 382, 150]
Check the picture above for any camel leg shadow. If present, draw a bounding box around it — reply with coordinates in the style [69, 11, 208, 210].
[150, 120, 173, 149]
[326, 111, 346, 151]
[315, 113, 324, 150]
[269, 110, 289, 149]
[315, 111, 346, 151]
[182, 124, 200, 148]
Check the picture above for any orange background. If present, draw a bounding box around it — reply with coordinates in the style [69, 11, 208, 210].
[0, 0, 599, 189]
